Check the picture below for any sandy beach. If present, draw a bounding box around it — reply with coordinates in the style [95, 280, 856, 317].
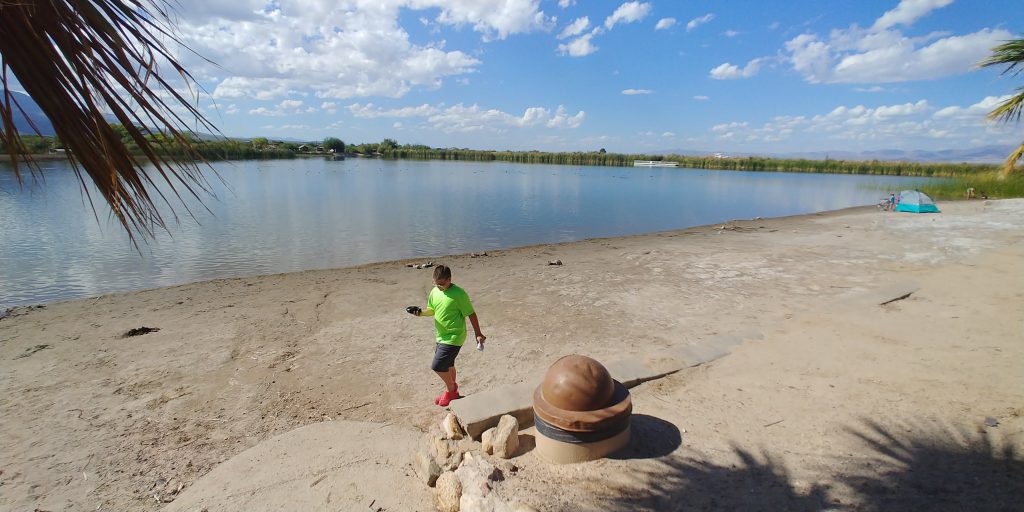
[1, 199, 1022, 511]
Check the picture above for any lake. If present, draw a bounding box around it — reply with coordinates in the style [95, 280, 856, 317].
[0, 158, 930, 308]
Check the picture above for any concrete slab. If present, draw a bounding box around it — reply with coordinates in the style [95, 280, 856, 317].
[450, 381, 536, 440]
[672, 335, 737, 367]
[845, 279, 921, 306]
[605, 357, 677, 388]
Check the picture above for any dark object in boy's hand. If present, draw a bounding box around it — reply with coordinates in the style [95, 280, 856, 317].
[406, 306, 421, 315]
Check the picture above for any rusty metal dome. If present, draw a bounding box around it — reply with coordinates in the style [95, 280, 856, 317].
[541, 355, 615, 412]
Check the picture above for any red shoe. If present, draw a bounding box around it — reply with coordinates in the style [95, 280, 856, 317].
[436, 389, 462, 407]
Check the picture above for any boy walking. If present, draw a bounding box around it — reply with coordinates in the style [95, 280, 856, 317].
[408, 265, 485, 407]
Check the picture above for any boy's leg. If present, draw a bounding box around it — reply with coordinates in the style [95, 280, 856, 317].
[431, 344, 462, 404]
[435, 368, 456, 393]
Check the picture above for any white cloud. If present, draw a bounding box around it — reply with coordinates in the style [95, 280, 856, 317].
[559, 17, 590, 39]
[558, 0, 575, 7]
[558, 31, 599, 57]
[393, 122, 403, 129]
[345, 101, 584, 132]
[604, 2, 652, 30]
[873, 0, 954, 31]
[179, 1, 555, 102]
[724, 30, 739, 37]
[693, 95, 710, 101]
[431, 0, 555, 41]
[249, 106, 284, 116]
[655, 18, 676, 30]
[933, 94, 1011, 120]
[321, 102, 337, 113]
[225, 104, 239, 115]
[712, 121, 748, 133]
[782, 3, 1011, 84]
[279, 99, 303, 110]
[546, 105, 586, 128]
[710, 96, 1017, 147]
[709, 58, 765, 80]
[662, 131, 675, 137]
[854, 86, 886, 93]
[622, 89, 653, 95]
[347, 103, 441, 118]
[687, 13, 714, 31]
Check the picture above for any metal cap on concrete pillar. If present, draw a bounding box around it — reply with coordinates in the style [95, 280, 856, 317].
[533, 355, 632, 464]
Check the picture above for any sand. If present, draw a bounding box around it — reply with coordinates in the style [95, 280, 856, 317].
[1, 199, 1022, 511]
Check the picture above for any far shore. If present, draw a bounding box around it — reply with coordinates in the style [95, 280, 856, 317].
[1, 200, 1022, 511]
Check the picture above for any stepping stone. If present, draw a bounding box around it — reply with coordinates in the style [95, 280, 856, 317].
[449, 382, 535, 440]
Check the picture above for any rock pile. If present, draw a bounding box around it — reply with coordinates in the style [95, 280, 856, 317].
[414, 413, 536, 512]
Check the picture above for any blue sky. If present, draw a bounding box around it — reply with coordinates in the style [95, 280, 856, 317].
[79, 1, 1024, 153]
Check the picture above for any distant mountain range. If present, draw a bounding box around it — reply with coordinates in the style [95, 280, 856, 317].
[767, 147, 1012, 164]
[658, 145, 1015, 164]
[3, 90, 55, 136]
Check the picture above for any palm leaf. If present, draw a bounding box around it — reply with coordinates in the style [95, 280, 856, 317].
[986, 87, 1024, 124]
[979, 39, 1024, 77]
[980, 38, 1024, 176]
[0, 0, 219, 243]
[1002, 142, 1024, 177]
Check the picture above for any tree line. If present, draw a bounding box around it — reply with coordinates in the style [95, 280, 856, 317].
[3, 129, 1003, 178]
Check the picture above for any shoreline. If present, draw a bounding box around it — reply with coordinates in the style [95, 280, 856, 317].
[2, 203, 881, 312]
[1, 199, 1021, 510]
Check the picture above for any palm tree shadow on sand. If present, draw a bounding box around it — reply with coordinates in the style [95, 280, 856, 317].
[599, 417, 1021, 512]
[841, 418, 1023, 512]
[604, 444, 829, 511]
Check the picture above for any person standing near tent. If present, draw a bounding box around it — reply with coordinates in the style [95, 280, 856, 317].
[407, 265, 486, 407]
[887, 192, 896, 211]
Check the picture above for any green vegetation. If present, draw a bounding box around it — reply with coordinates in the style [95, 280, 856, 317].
[0, 134, 57, 154]
[919, 172, 1024, 200]
[322, 137, 345, 153]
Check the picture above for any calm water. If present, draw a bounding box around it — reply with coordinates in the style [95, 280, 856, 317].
[0, 158, 929, 308]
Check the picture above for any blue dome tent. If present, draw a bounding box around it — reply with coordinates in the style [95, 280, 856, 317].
[895, 190, 940, 213]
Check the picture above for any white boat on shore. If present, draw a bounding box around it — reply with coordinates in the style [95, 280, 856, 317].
[633, 160, 678, 167]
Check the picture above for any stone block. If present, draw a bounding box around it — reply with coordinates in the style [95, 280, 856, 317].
[434, 472, 461, 512]
[491, 415, 519, 459]
[443, 413, 465, 440]
[414, 450, 441, 487]
[449, 382, 535, 440]
[481, 427, 496, 455]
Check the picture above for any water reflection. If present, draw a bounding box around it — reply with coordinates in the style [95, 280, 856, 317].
[0, 158, 929, 307]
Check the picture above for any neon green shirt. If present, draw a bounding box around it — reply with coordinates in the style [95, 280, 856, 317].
[427, 284, 475, 346]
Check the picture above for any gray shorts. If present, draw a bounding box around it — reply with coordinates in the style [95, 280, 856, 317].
[431, 343, 461, 372]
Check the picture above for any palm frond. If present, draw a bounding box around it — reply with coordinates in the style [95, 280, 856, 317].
[1002, 142, 1024, 177]
[986, 88, 1024, 124]
[0, 0, 219, 244]
[980, 39, 1024, 77]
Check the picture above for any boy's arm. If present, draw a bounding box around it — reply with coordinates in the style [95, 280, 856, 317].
[419, 308, 434, 317]
[469, 313, 485, 342]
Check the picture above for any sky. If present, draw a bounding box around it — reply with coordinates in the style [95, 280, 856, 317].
[38, 0, 1024, 153]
